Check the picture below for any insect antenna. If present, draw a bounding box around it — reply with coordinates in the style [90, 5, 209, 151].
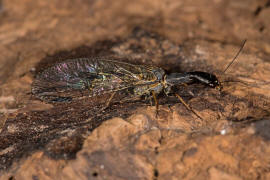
[223, 39, 247, 73]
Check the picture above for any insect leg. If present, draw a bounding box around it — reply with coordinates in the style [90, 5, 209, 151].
[174, 93, 203, 120]
[182, 83, 195, 97]
[105, 92, 116, 108]
[151, 91, 159, 117]
[99, 92, 116, 112]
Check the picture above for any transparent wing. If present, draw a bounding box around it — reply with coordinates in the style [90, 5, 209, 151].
[31, 58, 159, 102]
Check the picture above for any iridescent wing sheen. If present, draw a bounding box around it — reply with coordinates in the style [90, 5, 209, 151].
[32, 58, 163, 102]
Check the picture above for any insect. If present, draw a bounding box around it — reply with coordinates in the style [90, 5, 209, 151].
[32, 40, 246, 119]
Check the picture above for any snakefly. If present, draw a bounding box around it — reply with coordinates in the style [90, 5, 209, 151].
[32, 40, 246, 119]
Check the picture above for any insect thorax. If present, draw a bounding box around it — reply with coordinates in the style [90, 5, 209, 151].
[132, 67, 166, 96]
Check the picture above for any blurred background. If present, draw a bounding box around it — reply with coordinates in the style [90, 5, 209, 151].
[0, 0, 269, 83]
